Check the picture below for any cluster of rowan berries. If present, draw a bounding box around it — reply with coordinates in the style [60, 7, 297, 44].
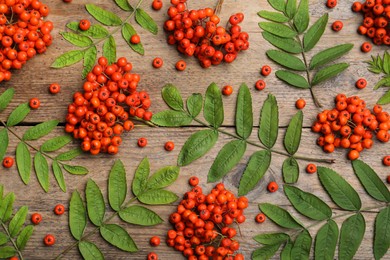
[312, 94, 390, 160]
[166, 177, 246, 260]
[352, 0, 390, 48]
[65, 56, 153, 155]
[0, 0, 52, 82]
[164, 0, 249, 68]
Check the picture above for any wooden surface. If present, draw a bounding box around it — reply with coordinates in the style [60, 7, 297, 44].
[0, 0, 389, 259]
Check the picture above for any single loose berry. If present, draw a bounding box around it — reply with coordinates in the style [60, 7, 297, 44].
[130, 34, 140, 44]
[164, 141, 174, 151]
[147, 252, 158, 260]
[355, 78, 367, 89]
[255, 213, 266, 223]
[175, 60, 186, 71]
[361, 42, 372, 52]
[2, 157, 14, 168]
[138, 137, 147, 147]
[9, 257, 18, 260]
[49, 83, 60, 94]
[348, 149, 360, 160]
[306, 163, 317, 174]
[152, 0, 162, 10]
[383, 155, 390, 166]
[79, 19, 90, 31]
[29, 98, 40, 109]
[31, 213, 42, 225]
[43, 234, 55, 246]
[332, 21, 343, 31]
[54, 204, 65, 215]
[150, 236, 160, 246]
[152, 57, 163, 68]
[189, 176, 199, 187]
[260, 65, 271, 76]
[295, 98, 306, 109]
[326, 0, 337, 8]
[222, 85, 233, 96]
[267, 181, 278, 192]
[255, 79, 266, 90]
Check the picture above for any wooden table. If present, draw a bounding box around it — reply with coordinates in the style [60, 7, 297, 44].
[0, 0, 389, 259]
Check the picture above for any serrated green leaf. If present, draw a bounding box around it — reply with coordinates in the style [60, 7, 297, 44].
[108, 160, 127, 212]
[235, 84, 253, 139]
[239, 150, 271, 196]
[122, 23, 144, 55]
[268, 0, 286, 12]
[282, 157, 299, 184]
[318, 166, 361, 211]
[284, 185, 332, 220]
[132, 157, 149, 196]
[281, 241, 293, 260]
[22, 120, 59, 141]
[86, 4, 122, 26]
[378, 90, 390, 105]
[208, 140, 246, 183]
[56, 148, 83, 161]
[259, 94, 279, 148]
[262, 31, 301, 54]
[204, 83, 224, 128]
[100, 224, 138, 252]
[374, 206, 390, 260]
[114, 0, 133, 11]
[103, 36, 116, 65]
[135, 8, 158, 35]
[253, 232, 289, 245]
[0, 88, 14, 112]
[339, 213, 365, 260]
[138, 189, 178, 205]
[303, 13, 328, 51]
[0, 246, 16, 258]
[259, 203, 303, 229]
[266, 50, 306, 71]
[40, 135, 73, 152]
[291, 230, 311, 260]
[8, 206, 28, 237]
[293, 0, 309, 33]
[259, 22, 297, 38]
[147, 166, 179, 190]
[119, 205, 163, 226]
[284, 110, 303, 155]
[258, 10, 290, 23]
[0, 129, 8, 161]
[34, 152, 49, 192]
[310, 44, 354, 70]
[315, 220, 339, 260]
[79, 241, 104, 260]
[63, 164, 88, 175]
[16, 142, 31, 184]
[151, 110, 192, 127]
[7, 103, 30, 127]
[384, 51, 390, 74]
[0, 193, 15, 222]
[253, 243, 282, 260]
[0, 233, 7, 246]
[285, 0, 297, 18]
[186, 93, 203, 118]
[276, 70, 310, 89]
[69, 191, 87, 240]
[374, 77, 390, 90]
[352, 160, 390, 202]
[16, 225, 33, 251]
[82, 46, 97, 79]
[161, 84, 184, 111]
[51, 50, 84, 68]
[312, 63, 349, 86]
[86, 179, 105, 226]
[60, 32, 92, 47]
[52, 161, 66, 192]
[178, 129, 219, 166]
[67, 22, 109, 39]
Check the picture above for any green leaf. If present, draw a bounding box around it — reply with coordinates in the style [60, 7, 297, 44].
[86, 179, 105, 226]
[259, 203, 303, 229]
[239, 150, 271, 196]
[22, 120, 58, 141]
[16, 225, 33, 251]
[262, 32, 301, 54]
[85, 4, 122, 26]
[384, 51, 390, 74]
[310, 44, 354, 69]
[186, 93, 203, 117]
[0, 246, 16, 258]
[8, 206, 28, 237]
[378, 90, 390, 105]
[208, 140, 246, 183]
[284, 185, 332, 220]
[312, 63, 349, 86]
[7, 103, 30, 127]
[63, 164, 88, 175]
[253, 232, 289, 245]
[285, 0, 297, 18]
[69, 191, 87, 240]
[132, 157, 149, 196]
[259, 94, 279, 148]
[103, 36, 116, 65]
[114, 0, 133, 11]
[34, 152, 49, 192]
[0, 88, 14, 112]
[108, 160, 127, 212]
[135, 8, 158, 35]
[51, 50, 84, 68]
[282, 157, 299, 184]
[281, 241, 293, 260]
[291, 230, 312, 260]
[100, 224, 138, 252]
[374, 206, 390, 260]
[314, 220, 339, 260]
[266, 50, 306, 71]
[138, 189, 178, 205]
[0, 233, 7, 246]
[161, 84, 184, 111]
[40, 135, 73, 152]
[293, 0, 309, 33]
[122, 23, 144, 55]
[258, 10, 290, 23]
[303, 14, 328, 51]
[119, 205, 163, 226]
[60, 32, 92, 47]
[151, 110, 192, 127]
[0, 193, 15, 222]
[66, 22, 109, 39]
[352, 160, 390, 202]
[204, 83, 224, 128]
[82, 46, 97, 79]
[373, 77, 390, 90]
[178, 129, 219, 166]
[147, 166, 179, 190]
[56, 148, 83, 161]
[284, 110, 303, 155]
[52, 161, 66, 192]
[0, 129, 8, 160]
[259, 22, 297, 38]
[276, 70, 310, 89]
[318, 166, 362, 211]
[252, 243, 282, 260]
[16, 142, 31, 184]
[235, 84, 253, 139]
[0, 185, 3, 201]
[339, 213, 366, 260]
[268, 0, 286, 12]
[79, 241, 104, 260]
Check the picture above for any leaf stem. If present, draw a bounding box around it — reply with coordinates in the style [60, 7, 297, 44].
[0, 221, 24, 260]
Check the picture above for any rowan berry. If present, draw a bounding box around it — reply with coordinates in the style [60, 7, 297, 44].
[352, 2, 362, 12]
[63, 0, 72, 2]
[361, 42, 372, 52]
[9, 257, 18, 260]
[138, 137, 147, 147]
[383, 155, 390, 166]
[147, 252, 158, 260]
[54, 204, 65, 215]
[255, 213, 266, 223]
[387, 175, 390, 184]
[49, 83, 60, 94]
[43, 234, 55, 246]
[175, 60, 186, 71]
[267, 181, 278, 192]
[222, 85, 233, 96]
[295, 98, 306, 109]
[260, 65, 271, 76]
[29, 98, 40, 109]
[355, 78, 367, 89]
[326, 0, 337, 8]
[150, 236, 160, 246]
[255, 79, 266, 90]
[79, 19, 90, 31]
[164, 141, 174, 151]
[2, 157, 13, 168]
[152, 0, 162, 10]
[306, 163, 317, 174]
[31, 213, 42, 225]
[152, 57, 163, 68]
[332, 21, 343, 31]
[348, 149, 360, 160]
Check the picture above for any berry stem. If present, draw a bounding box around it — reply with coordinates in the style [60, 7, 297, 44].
[0, 221, 24, 260]
[214, 0, 225, 15]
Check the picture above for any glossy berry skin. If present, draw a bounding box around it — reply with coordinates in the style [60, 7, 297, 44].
[383, 155, 390, 166]
[63, 0, 72, 2]
[175, 60, 186, 71]
[326, 0, 337, 8]
[9, 257, 18, 260]
[306, 164, 317, 174]
[79, 19, 90, 31]
[361, 42, 372, 52]
[150, 236, 160, 246]
[31, 213, 42, 225]
[152, 57, 163, 68]
[295, 98, 306, 109]
[189, 176, 199, 187]
[43, 234, 55, 246]
[267, 181, 278, 193]
[255, 213, 266, 223]
[29, 98, 40, 109]
[355, 78, 367, 89]
[2, 157, 14, 168]
[152, 0, 162, 10]
[54, 204, 65, 215]
[255, 79, 266, 90]
[49, 83, 60, 94]
[138, 137, 147, 147]
[147, 252, 158, 260]
[164, 141, 174, 151]
[332, 21, 343, 31]
[222, 85, 233, 96]
[260, 65, 271, 76]
[130, 34, 140, 44]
